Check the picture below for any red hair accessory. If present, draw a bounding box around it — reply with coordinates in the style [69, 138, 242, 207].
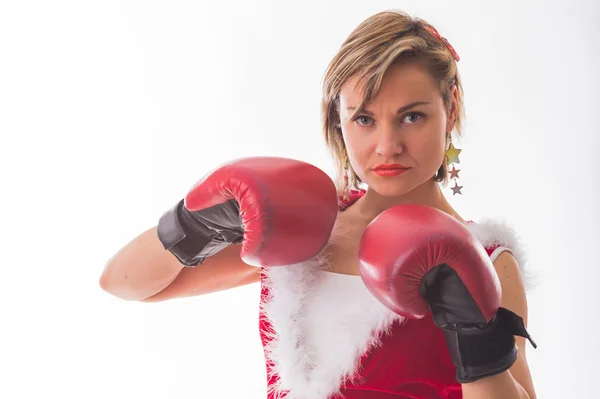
[426, 25, 460, 62]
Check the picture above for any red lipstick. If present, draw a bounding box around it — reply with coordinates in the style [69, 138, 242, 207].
[373, 164, 409, 177]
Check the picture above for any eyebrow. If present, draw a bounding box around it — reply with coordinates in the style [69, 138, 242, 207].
[346, 101, 431, 115]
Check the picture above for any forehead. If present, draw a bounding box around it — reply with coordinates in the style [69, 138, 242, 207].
[339, 62, 439, 106]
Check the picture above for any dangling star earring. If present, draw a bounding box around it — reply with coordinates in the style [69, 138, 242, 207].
[343, 159, 351, 201]
[445, 134, 463, 195]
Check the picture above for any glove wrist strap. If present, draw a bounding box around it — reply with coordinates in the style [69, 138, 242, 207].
[442, 307, 537, 383]
[157, 199, 217, 266]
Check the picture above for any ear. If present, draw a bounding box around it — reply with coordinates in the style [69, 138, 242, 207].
[445, 85, 458, 133]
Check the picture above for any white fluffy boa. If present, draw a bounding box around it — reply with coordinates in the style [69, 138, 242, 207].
[259, 217, 534, 399]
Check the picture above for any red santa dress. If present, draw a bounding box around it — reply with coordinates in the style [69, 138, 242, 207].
[258, 189, 531, 399]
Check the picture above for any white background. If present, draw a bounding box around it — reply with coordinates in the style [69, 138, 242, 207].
[1, 0, 598, 398]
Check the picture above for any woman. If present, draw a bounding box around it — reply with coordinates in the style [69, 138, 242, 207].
[100, 10, 537, 399]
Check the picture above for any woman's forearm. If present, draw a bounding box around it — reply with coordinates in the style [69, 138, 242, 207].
[462, 370, 530, 399]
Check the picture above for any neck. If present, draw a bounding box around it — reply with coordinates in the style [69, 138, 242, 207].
[354, 180, 463, 222]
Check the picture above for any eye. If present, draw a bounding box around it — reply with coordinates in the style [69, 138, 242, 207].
[353, 115, 374, 127]
[402, 112, 425, 124]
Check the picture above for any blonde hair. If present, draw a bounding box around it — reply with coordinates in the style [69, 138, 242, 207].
[321, 10, 465, 194]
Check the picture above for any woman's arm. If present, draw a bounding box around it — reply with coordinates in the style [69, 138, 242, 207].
[99, 226, 260, 302]
[462, 370, 530, 399]
[462, 251, 536, 399]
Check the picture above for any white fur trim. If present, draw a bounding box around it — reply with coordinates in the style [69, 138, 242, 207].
[466, 218, 538, 291]
[260, 220, 403, 399]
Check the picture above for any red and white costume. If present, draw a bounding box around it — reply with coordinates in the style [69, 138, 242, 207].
[258, 190, 531, 399]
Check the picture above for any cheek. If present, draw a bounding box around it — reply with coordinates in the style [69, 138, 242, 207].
[343, 131, 373, 169]
[408, 132, 446, 165]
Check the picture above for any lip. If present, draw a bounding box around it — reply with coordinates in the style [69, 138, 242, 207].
[373, 163, 409, 170]
[374, 168, 408, 177]
[372, 164, 410, 177]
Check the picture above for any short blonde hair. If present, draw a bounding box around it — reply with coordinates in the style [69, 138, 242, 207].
[321, 10, 465, 194]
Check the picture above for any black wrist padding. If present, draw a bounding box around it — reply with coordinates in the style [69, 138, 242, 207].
[156, 199, 214, 266]
[157, 199, 243, 267]
[442, 307, 537, 383]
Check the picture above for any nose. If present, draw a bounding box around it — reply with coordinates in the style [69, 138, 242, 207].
[375, 123, 403, 158]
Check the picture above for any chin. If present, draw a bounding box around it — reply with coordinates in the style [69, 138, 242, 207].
[364, 179, 416, 197]
[363, 171, 433, 198]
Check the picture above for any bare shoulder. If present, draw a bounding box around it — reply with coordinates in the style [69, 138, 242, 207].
[492, 251, 528, 322]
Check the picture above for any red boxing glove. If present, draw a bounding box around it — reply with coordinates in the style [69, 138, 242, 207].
[158, 157, 338, 267]
[358, 204, 536, 383]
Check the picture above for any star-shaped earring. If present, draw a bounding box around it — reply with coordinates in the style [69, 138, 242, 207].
[451, 179, 463, 195]
[449, 165, 460, 179]
[445, 143, 462, 165]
